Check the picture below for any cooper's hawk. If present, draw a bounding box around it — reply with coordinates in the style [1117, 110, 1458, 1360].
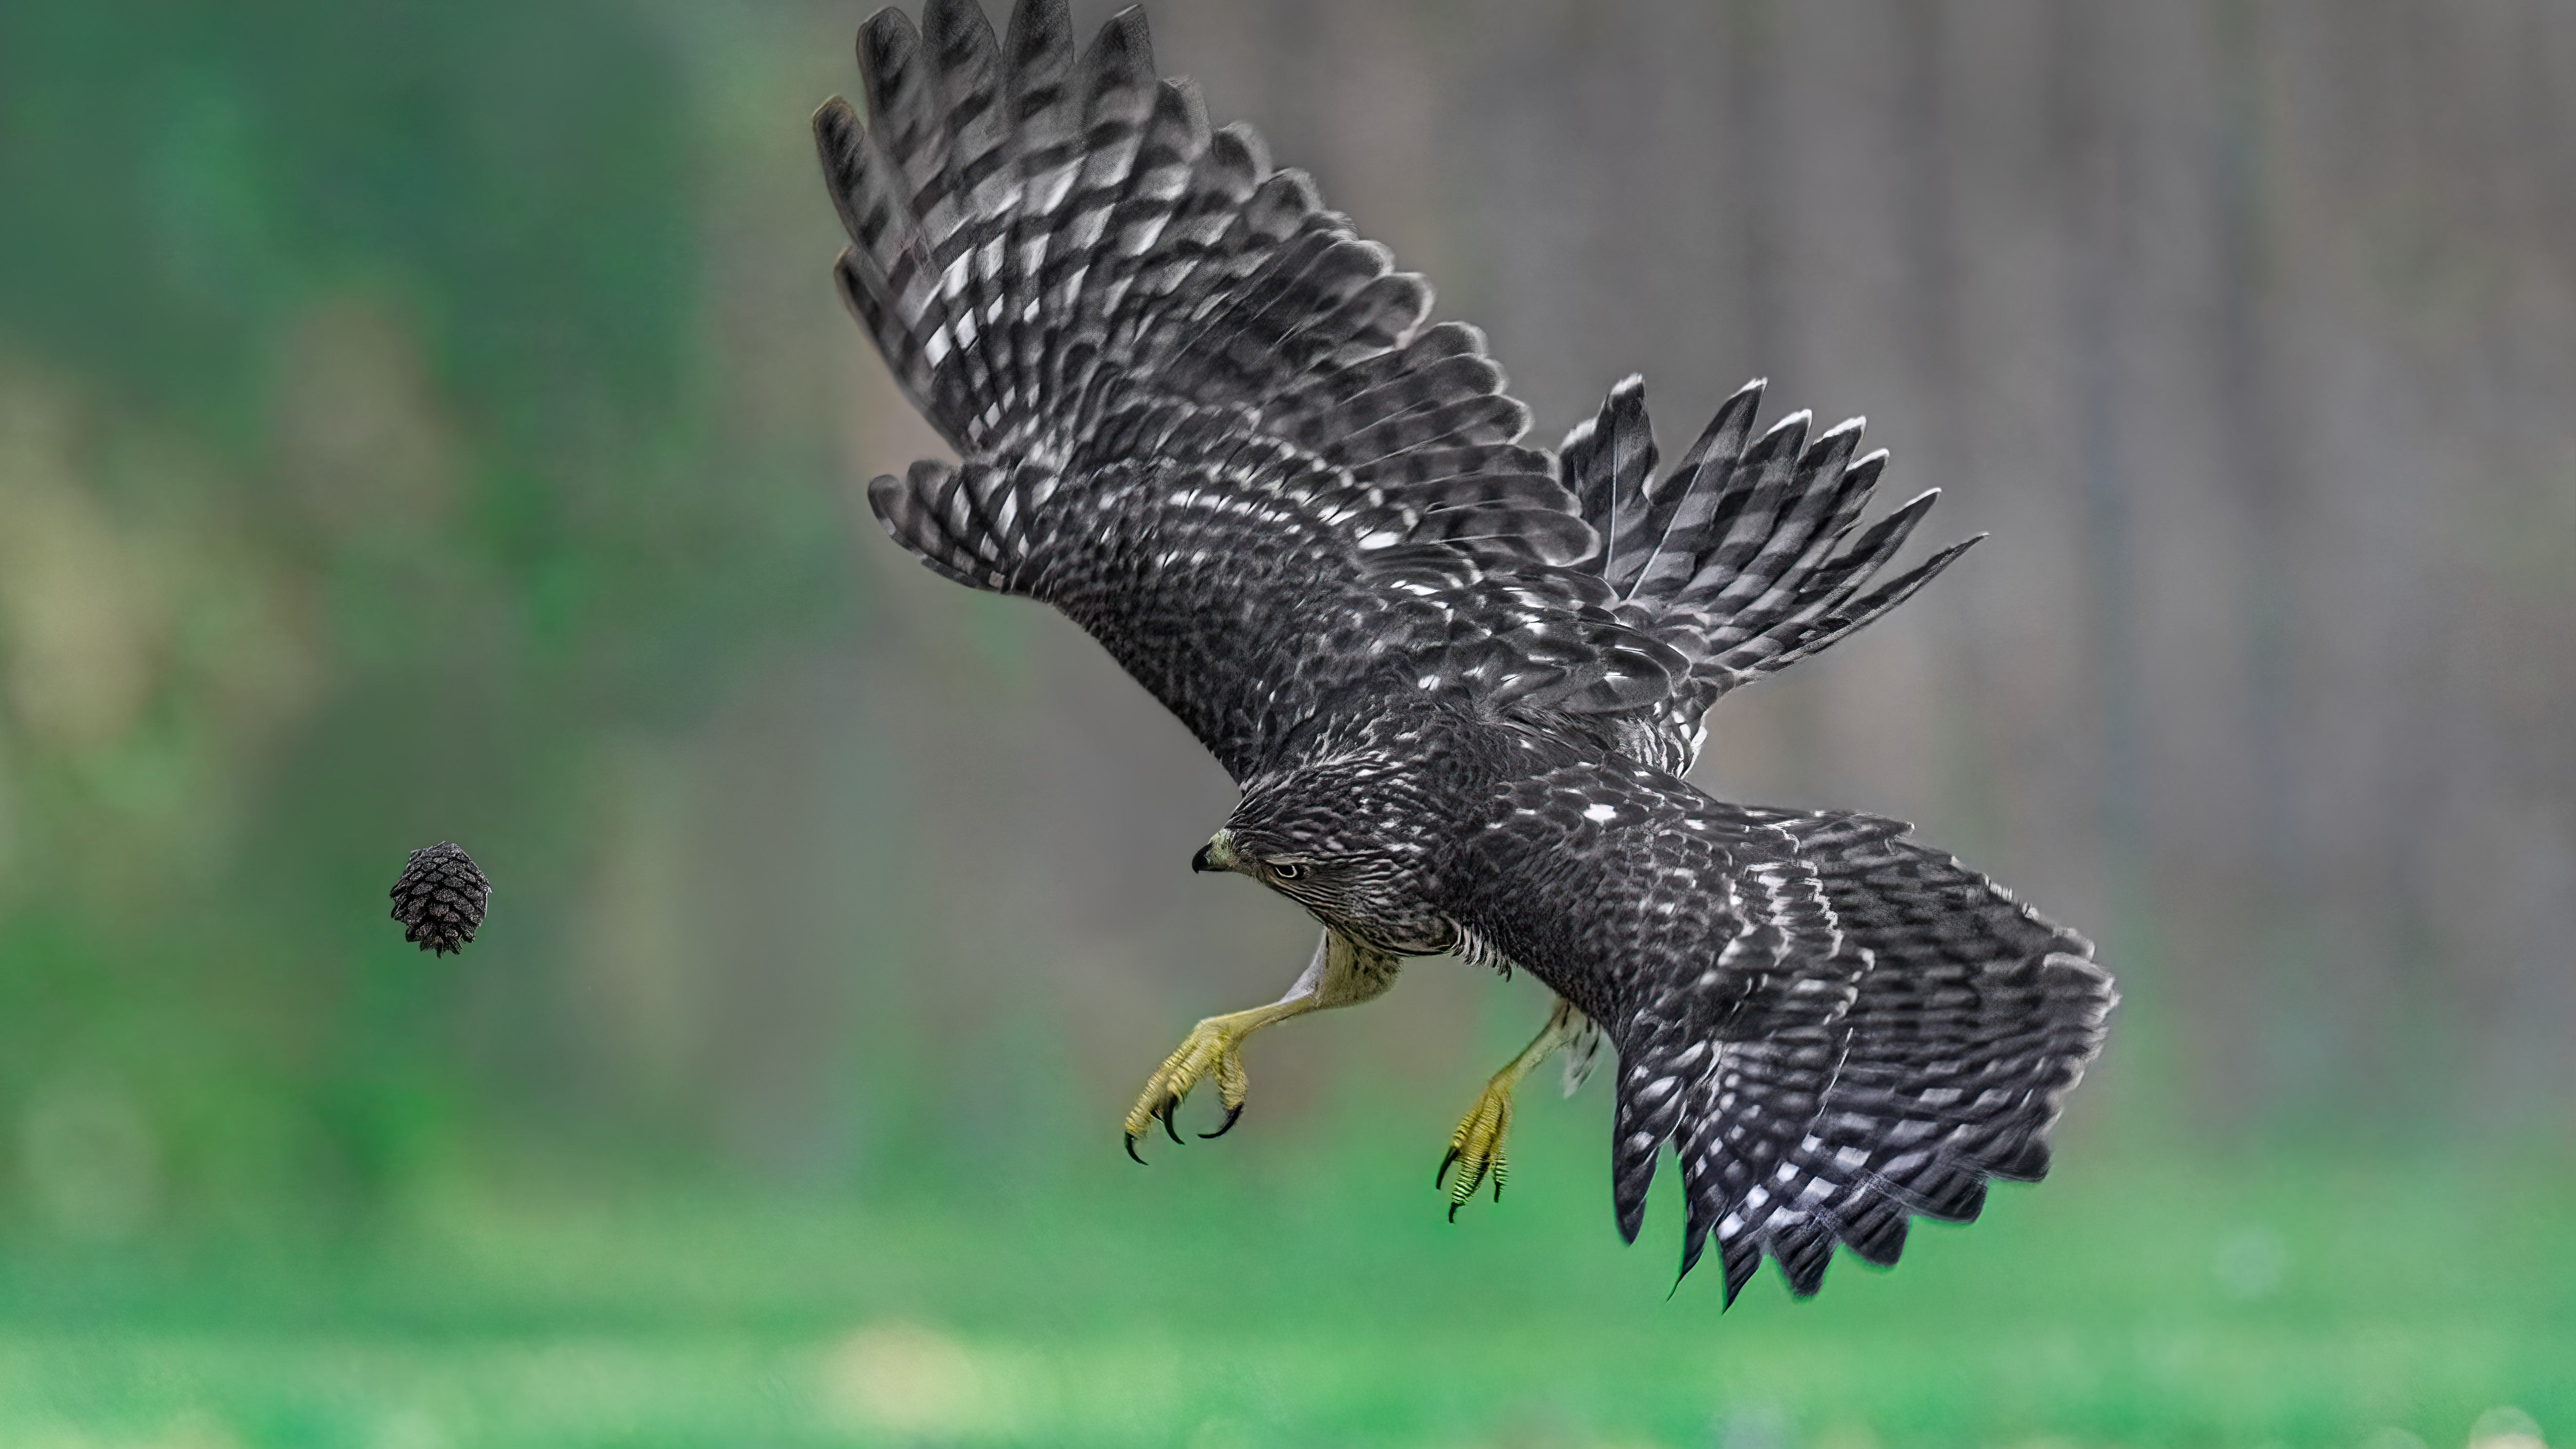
[817, 0, 2114, 1301]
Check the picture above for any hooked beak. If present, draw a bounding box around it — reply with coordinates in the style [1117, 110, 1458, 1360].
[1193, 828, 1239, 874]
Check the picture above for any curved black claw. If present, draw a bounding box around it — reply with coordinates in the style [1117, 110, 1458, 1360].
[1125, 1131, 1147, 1165]
[1436, 1146, 1461, 1191]
[1159, 1097, 1185, 1145]
[1199, 1102, 1244, 1139]
[1447, 1198, 1463, 1224]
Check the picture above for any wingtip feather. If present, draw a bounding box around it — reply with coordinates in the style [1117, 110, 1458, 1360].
[1003, 0, 1073, 75]
[922, 0, 994, 52]
[1082, 5, 1156, 86]
[858, 7, 922, 102]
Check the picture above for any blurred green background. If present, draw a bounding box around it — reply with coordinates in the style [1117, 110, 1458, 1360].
[0, 0, 2570, 1444]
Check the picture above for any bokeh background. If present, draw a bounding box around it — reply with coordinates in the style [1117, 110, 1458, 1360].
[0, 0, 2570, 1444]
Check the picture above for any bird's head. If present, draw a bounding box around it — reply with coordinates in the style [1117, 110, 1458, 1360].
[1194, 755, 1452, 954]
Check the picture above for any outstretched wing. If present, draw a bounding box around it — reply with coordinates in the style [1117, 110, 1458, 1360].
[819, 0, 1683, 779]
[1445, 377, 1986, 1100]
[1453, 755, 2114, 1304]
[1555, 377, 1983, 774]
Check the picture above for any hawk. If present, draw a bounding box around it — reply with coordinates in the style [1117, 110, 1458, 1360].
[817, 0, 2115, 1301]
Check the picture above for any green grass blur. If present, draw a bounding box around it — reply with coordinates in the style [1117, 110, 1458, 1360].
[1, 1102, 2569, 1447]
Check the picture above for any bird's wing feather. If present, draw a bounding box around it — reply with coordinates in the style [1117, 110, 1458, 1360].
[1557, 377, 1983, 773]
[821, 0, 1682, 777]
[1456, 756, 2114, 1304]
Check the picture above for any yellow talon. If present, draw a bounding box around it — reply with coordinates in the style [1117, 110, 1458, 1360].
[1436, 996, 1593, 1218]
[1439, 1075, 1516, 1218]
[1117, 934, 1405, 1163]
[1122, 1015, 1257, 1159]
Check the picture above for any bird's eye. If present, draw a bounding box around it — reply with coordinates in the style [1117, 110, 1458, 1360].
[1271, 861, 1304, 880]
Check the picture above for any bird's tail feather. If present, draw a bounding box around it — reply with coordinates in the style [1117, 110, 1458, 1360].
[1611, 811, 2115, 1305]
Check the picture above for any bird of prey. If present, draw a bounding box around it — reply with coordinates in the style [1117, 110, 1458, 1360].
[817, 0, 2115, 1300]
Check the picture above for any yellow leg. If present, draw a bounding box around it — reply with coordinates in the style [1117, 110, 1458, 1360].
[1123, 929, 1399, 1161]
[1439, 996, 1591, 1219]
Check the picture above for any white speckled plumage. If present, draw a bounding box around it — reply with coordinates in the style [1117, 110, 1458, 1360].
[819, 0, 2114, 1303]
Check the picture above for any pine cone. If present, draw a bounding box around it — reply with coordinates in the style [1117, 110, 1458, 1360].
[390, 842, 491, 955]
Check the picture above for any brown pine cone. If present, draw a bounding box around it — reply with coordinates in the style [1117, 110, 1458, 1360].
[389, 842, 491, 955]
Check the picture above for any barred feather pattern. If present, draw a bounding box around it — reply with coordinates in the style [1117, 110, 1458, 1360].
[1559, 377, 1984, 773]
[821, 0, 1697, 777]
[822, 1, 1561, 537]
[1494, 375, 1991, 1120]
[823, 0, 2114, 1305]
[1443, 744, 2113, 1305]
[1676, 813, 2109, 1301]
